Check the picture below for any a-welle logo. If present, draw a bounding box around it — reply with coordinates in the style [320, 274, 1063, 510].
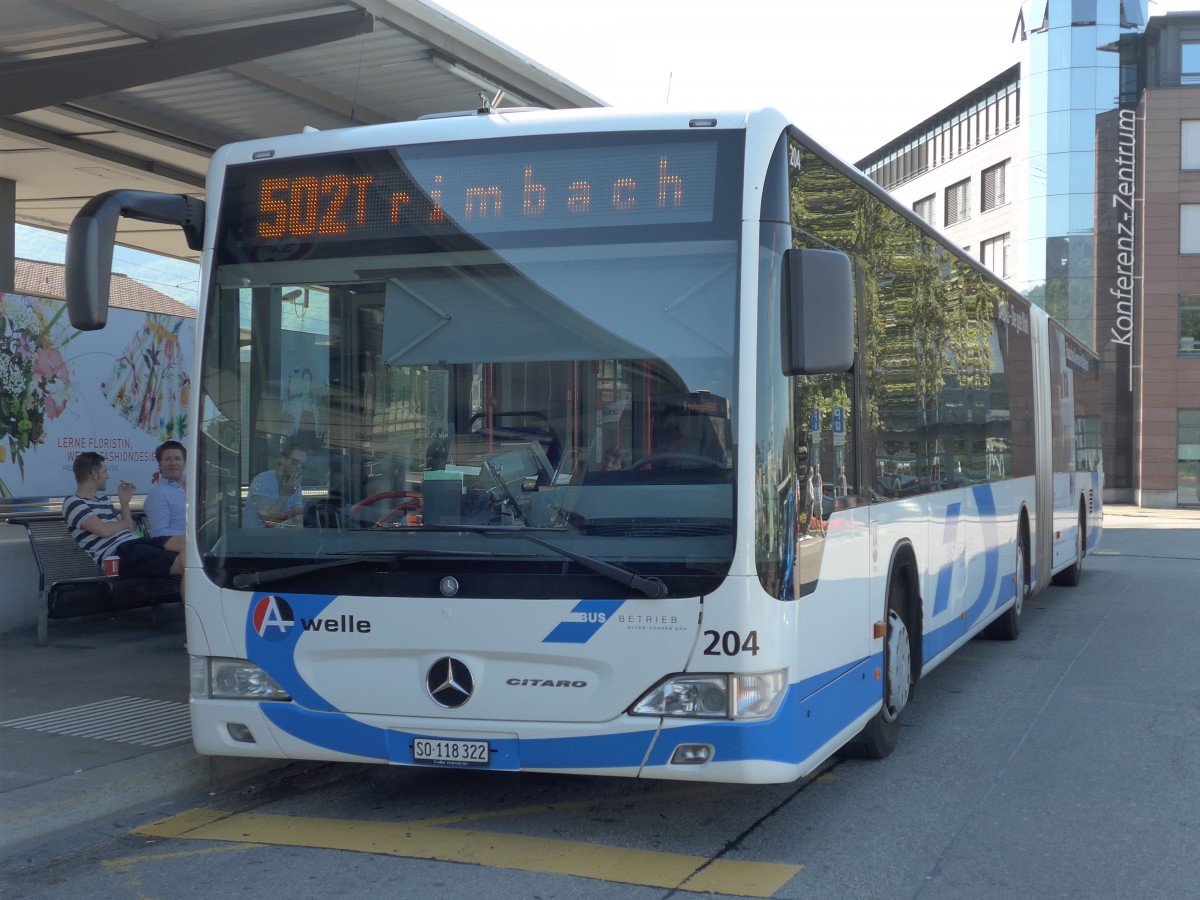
[252, 595, 295, 642]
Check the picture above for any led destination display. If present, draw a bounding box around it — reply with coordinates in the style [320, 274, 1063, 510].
[221, 136, 726, 261]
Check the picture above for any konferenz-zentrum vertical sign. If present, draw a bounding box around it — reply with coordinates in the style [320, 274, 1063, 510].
[1108, 107, 1137, 390]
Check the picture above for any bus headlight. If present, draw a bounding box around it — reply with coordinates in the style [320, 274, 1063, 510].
[631, 670, 786, 720]
[191, 656, 291, 701]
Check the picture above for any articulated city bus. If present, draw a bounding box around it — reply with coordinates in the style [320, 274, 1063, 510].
[65, 106, 1101, 783]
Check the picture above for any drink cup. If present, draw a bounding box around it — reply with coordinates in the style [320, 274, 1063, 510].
[104, 556, 120, 577]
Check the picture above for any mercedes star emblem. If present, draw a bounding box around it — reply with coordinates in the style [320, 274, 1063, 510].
[426, 656, 474, 708]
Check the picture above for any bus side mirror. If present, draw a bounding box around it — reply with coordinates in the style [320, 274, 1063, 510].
[65, 190, 205, 331]
[781, 248, 854, 375]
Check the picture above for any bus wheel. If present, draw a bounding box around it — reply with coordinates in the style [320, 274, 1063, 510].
[986, 526, 1027, 640]
[844, 579, 912, 759]
[1052, 509, 1085, 587]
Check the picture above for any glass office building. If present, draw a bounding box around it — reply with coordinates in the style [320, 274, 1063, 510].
[1023, 0, 1147, 345]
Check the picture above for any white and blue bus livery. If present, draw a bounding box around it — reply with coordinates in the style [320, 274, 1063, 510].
[65, 106, 1102, 783]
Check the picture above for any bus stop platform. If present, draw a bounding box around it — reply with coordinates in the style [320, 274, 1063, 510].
[0, 608, 301, 859]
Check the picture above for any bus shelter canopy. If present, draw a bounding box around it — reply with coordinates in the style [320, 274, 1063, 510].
[0, 0, 603, 263]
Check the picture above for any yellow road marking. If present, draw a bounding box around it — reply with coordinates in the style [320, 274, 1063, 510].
[136, 810, 801, 897]
[102, 843, 259, 870]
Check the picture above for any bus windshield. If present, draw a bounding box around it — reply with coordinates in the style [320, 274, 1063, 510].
[196, 131, 742, 599]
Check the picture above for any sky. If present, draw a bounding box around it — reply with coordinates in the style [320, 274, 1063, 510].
[437, 0, 1025, 163]
[13, 0, 1197, 303]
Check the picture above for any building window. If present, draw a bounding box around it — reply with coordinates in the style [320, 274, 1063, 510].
[945, 179, 971, 226]
[1184, 121, 1200, 170]
[981, 233, 1011, 278]
[1182, 296, 1200, 356]
[1184, 42, 1200, 86]
[1179, 410, 1200, 507]
[1183, 205, 1200, 254]
[981, 160, 1008, 211]
[913, 195, 936, 225]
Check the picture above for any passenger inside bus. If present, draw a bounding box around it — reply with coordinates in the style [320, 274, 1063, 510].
[599, 448, 630, 471]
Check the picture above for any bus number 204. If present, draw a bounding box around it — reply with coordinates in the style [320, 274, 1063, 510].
[703, 630, 760, 656]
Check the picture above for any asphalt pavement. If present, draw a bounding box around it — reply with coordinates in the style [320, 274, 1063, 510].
[0, 504, 1195, 863]
[0, 606, 298, 859]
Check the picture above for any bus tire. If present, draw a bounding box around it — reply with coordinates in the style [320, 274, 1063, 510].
[1052, 507, 1086, 587]
[985, 521, 1028, 640]
[843, 577, 912, 759]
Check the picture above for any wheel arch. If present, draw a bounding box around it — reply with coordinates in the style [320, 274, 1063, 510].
[1018, 503, 1032, 585]
[883, 539, 923, 682]
[1078, 495, 1088, 556]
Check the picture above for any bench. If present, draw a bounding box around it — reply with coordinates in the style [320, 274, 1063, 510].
[6, 514, 182, 646]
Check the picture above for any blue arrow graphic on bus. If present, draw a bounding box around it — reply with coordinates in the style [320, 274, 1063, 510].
[963, 486, 1001, 624]
[543, 600, 625, 643]
[933, 502, 963, 615]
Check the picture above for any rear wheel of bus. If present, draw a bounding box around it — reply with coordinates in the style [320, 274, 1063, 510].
[985, 520, 1029, 640]
[1052, 505, 1086, 587]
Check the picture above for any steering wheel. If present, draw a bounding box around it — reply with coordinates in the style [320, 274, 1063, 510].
[630, 452, 726, 472]
[350, 491, 423, 528]
[262, 506, 304, 528]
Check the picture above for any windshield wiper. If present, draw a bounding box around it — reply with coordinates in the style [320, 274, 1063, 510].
[422, 524, 668, 599]
[230, 549, 490, 590]
[230, 530, 668, 599]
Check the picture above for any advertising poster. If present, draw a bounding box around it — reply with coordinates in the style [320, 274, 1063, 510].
[0, 292, 195, 499]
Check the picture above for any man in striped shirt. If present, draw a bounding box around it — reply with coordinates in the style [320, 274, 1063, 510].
[64, 452, 184, 582]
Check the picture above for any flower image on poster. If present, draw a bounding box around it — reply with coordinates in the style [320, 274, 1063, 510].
[0, 294, 77, 496]
[101, 314, 191, 440]
[0, 292, 195, 500]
